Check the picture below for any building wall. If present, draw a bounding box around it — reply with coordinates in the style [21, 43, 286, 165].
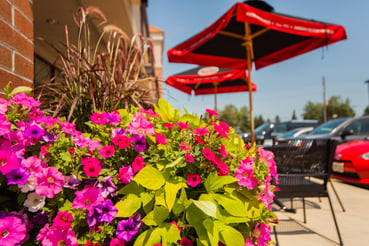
[0, 0, 33, 95]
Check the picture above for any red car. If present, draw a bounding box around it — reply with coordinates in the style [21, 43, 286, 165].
[332, 138, 369, 185]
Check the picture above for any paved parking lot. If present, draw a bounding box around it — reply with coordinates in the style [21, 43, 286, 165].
[271, 179, 369, 246]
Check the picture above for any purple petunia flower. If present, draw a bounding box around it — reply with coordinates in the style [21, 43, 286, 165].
[5, 167, 30, 185]
[23, 124, 45, 140]
[116, 213, 142, 242]
[63, 174, 82, 189]
[111, 128, 127, 137]
[96, 176, 116, 198]
[132, 135, 148, 152]
[94, 199, 117, 223]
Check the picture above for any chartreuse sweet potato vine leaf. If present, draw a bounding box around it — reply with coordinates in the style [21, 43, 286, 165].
[154, 98, 181, 122]
[133, 165, 165, 190]
[220, 225, 245, 246]
[142, 206, 169, 226]
[205, 171, 237, 193]
[134, 223, 180, 246]
[164, 177, 186, 211]
[115, 193, 141, 217]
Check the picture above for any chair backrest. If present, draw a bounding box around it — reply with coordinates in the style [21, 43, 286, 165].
[266, 138, 337, 183]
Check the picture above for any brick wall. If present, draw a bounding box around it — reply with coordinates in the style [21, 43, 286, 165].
[0, 0, 33, 95]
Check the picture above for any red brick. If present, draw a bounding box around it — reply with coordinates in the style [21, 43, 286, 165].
[12, 0, 33, 20]
[14, 53, 33, 79]
[0, 19, 33, 59]
[0, 44, 12, 69]
[0, 68, 33, 92]
[0, 0, 12, 23]
[14, 9, 33, 39]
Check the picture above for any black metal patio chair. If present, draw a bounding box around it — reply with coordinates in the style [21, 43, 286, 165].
[266, 138, 344, 246]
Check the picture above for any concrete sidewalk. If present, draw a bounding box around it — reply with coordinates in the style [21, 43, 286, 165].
[271, 179, 369, 246]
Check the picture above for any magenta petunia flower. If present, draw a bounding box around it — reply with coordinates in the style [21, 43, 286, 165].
[117, 166, 134, 184]
[258, 176, 275, 209]
[83, 161, 102, 177]
[187, 173, 201, 187]
[0, 150, 20, 175]
[235, 158, 258, 189]
[116, 214, 142, 242]
[127, 113, 154, 137]
[177, 121, 190, 130]
[99, 145, 115, 158]
[0, 216, 27, 246]
[94, 199, 118, 223]
[132, 156, 146, 173]
[107, 111, 122, 125]
[218, 144, 228, 159]
[53, 211, 73, 229]
[61, 121, 79, 136]
[258, 147, 278, 184]
[155, 132, 167, 145]
[90, 112, 109, 125]
[179, 142, 191, 151]
[110, 238, 126, 246]
[214, 121, 230, 138]
[214, 159, 230, 176]
[202, 148, 216, 161]
[81, 157, 101, 166]
[34, 167, 65, 198]
[22, 155, 46, 173]
[193, 127, 210, 136]
[12, 92, 40, 108]
[180, 237, 193, 246]
[185, 153, 194, 162]
[140, 108, 159, 117]
[5, 167, 30, 185]
[132, 135, 148, 152]
[206, 108, 218, 117]
[23, 124, 45, 140]
[163, 122, 175, 130]
[72, 186, 104, 213]
[0, 114, 11, 136]
[41, 228, 78, 246]
[96, 176, 117, 198]
[112, 135, 131, 149]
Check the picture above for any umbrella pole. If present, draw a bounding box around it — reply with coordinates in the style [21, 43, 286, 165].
[213, 83, 218, 112]
[245, 23, 255, 144]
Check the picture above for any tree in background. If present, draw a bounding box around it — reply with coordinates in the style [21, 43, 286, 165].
[302, 96, 355, 121]
[291, 110, 297, 120]
[364, 106, 369, 116]
[238, 106, 250, 132]
[274, 115, 281, 122]
[218, 104, 240, 130]
[254, 115, 266, 128]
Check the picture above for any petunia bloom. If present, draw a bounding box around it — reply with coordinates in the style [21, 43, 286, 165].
[235, 158, 258, 189]
[53, 211, 73, 229]
[94, 199, 118, 223]
[110, 238, 126, 246]
[117, 166, 134, 184]
[0, 216, 27, 246]
[127, 113, 154, 137]
[202, 148, 216, 162]
[83, 161, 102, 177]
[24, 192, 46, 212]
[90, 112, 109, 125]
[72, 186, 104, 213]
[132, 156, 146, 173]
[132, 135, 148, 152]
[193, 127, 210, 136]
[213, 121, 230, 138]
[187, 173, 202, 187]
[112, 135, 131, 149]
[96, 176, 117, 198]
[177, 122, 190, 130]
[23, 124, 45, 140]
[99, 145, 115, 158]
[116, 214, 142, 242]
[0, 150, 20, 175]
[41, 228, 78, 246]
[5, 167, 30, 185]
[185, 153, 194, 162]
[34, 167, 65, 198]
[155, 132, 167, 145]
[206, 108, 218, 118]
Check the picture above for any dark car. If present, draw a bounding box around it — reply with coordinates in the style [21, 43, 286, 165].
[242, 120, 320, 145]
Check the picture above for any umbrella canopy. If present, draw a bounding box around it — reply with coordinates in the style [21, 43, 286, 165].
[167, 1, 347, 143]
[166, 66, 257, 111]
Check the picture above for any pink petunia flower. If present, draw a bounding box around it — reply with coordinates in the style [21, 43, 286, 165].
[99, 145, 115, 158]
[61, 121, 79, 136]
[193, 127, 210, 136]
[12, 92, 40, 108]
[140, 108, 159, 118]
[180, 237, 193, 246]
[155, 132, 167, 145]
[53, 211, 73, 229]
[187, 173, 201, 187]
[112, 135, 131, 149]
[83, 161, 102, 177]
[34, 167, 65, 198]
[0, 114, 11, 136]
[218, 144, 228, 158]
[258, 176, 275, 209]
[185, 153, 194, 162]
[72, 186, 104, 213]
[179, 142, 191, 151]
[127, 113, 155, 137]
[202, 148, 216, 162]
[177, 122, 190, 130]
[117, 166, 134, 184]
[81, 157, 101, 166]
[213, 121, 230, 138]
[206, 108, 218, 118]
[90, 112, 109, 125]
[132, 156, 146, 173]
[41, 228, 78, 246]
[235, 158, 258, 189]
[107, 111, 122, 125]
[110, 238, 126, 246]
[0, 150, 20, 175]
[258, 147, 278, 184]
[214, 159, 230, 176]
[0, 216, 27, 245]
[163, 123, 175, 130]
[22, 155, 46, 173]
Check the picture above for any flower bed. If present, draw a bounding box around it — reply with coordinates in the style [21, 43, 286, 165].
[0, 90, 278, 246]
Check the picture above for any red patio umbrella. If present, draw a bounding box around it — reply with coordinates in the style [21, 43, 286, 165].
[167, 1, 347, 143]
[165, 66, 257, 112]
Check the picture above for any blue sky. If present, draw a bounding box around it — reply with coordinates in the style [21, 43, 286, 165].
[147, 0, 369, 121]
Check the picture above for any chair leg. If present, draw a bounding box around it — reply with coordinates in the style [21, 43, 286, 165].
[327, 193, 344, 246]
[329, 179, 346, 212]
[273, 226, 279, 246]
[302, 197, 306, 224]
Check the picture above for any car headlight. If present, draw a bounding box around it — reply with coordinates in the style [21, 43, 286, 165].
[359, 152, 369, 160]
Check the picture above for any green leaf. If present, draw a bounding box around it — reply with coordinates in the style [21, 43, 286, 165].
[164, 177, 186, 211]
[211, 193, 247, 217]
[115, 193, 141, 217]
[205, 172, 237, 193]
[203, 218, 222, 246]
[154, 98, 180, 122]
[133, 165, 165, 190]
[172, 188, 187, 215]
[142, 206, 169, 226]
[9, 86, 33, 97]
[165, 156, 184, 169]
[192, 200, 217, 219]
[117, 181, 144, 195]
[186, 202, 210, 245]
[220, 225, 245, 246]
[161, 223, 181, 245]
[134, 228, 161, 246]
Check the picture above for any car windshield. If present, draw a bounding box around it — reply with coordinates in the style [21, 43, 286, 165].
[254, 123, 272, 134]
[309, 118, 347, 135]
[278, 128, 300, 138]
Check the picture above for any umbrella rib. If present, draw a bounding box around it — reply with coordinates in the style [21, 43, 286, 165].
[218, 30, 246, 40]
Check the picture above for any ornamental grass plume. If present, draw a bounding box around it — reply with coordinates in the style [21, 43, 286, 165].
[0, 86, 278, 245]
